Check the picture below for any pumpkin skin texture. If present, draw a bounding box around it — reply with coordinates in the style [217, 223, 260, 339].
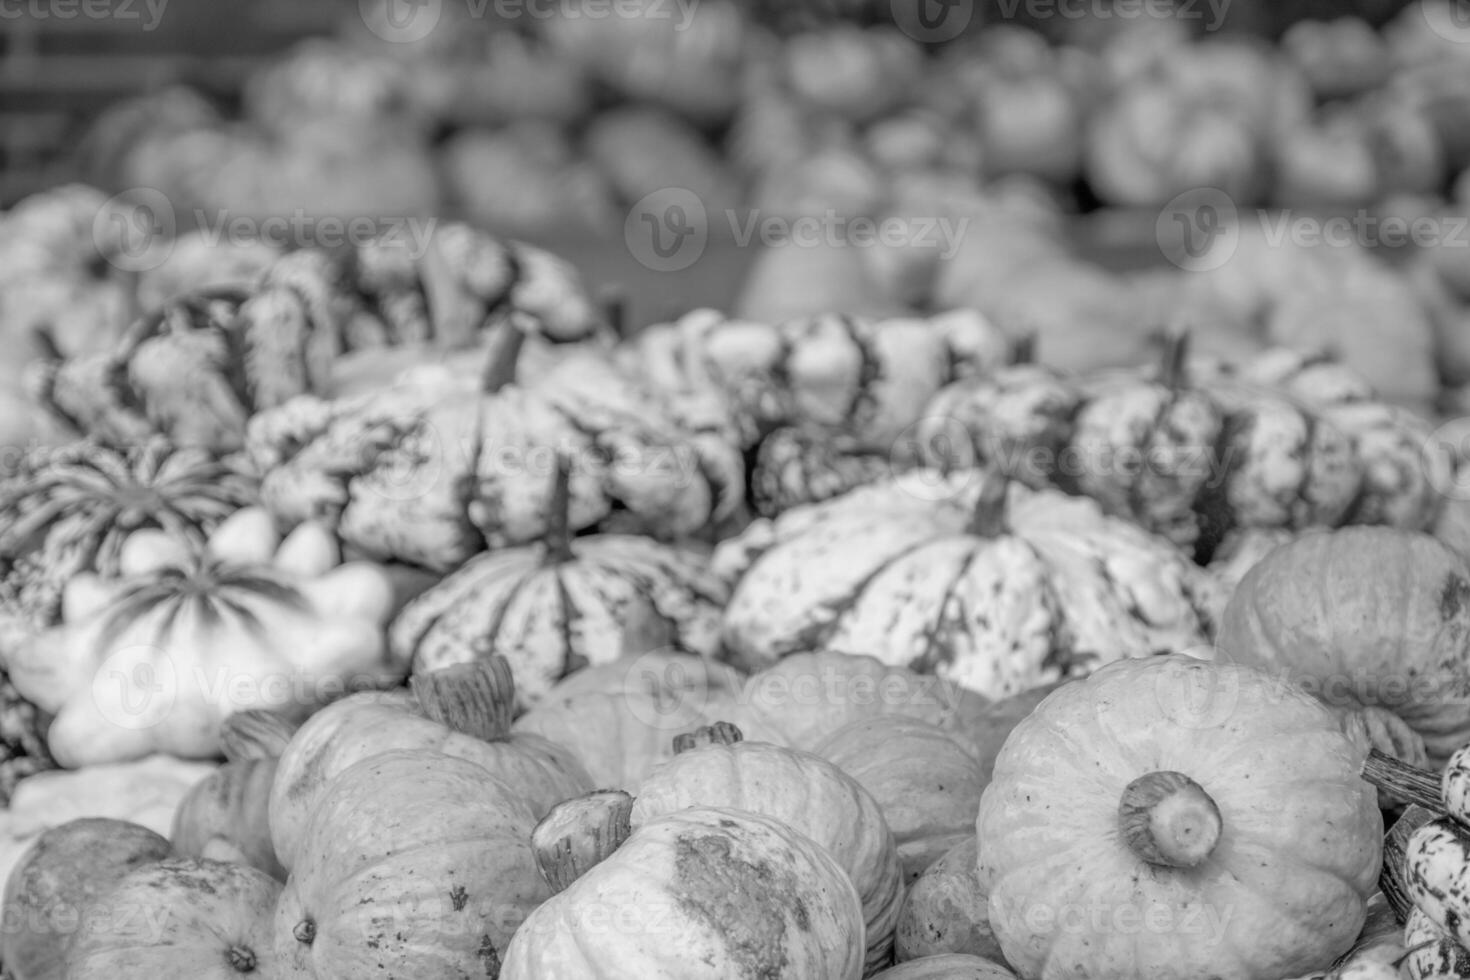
[269, 658, 591, 873]
[748, 425, 894, 517]
[1405, 816, 1470, 951]
[1404, 905, 1470, 980]
[1, 818, 171, 980]
[871, 954, 1019, 979]
[895, 837, 1006, 965]
[500, 804, 867, 980]
[64, 858, 281, 979]
[631, 727, 904, 973]
[1217, 527, 1470, 765]
[815, 716, 989, 884]
[273, 749, 547, 979]
[976, 655, 1382, 980]
[717, 470, 1213, 698]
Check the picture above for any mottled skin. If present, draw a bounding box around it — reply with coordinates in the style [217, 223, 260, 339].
[1403, 905, 1470, 980]
[1407, 819, 1470, 951]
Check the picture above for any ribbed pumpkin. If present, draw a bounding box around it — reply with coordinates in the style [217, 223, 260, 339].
[718, 469, 1213, 698]
[500, 794, 867, 979]
[895, 837, 1005, 964]
[390, 454, 729, 705]
[632, 722, 904, 974]
[1217, 527, 1470, 766]
[748, 425, 894, 517]
[273, 749, 547, 978]
[814, 715, 989, 883]
[269, 656, 591, 873]
[977, 655, 1383, 980]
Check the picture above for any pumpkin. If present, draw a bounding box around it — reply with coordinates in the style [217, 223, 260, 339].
[269, 655, 592, 872]
[1281, 16, 1390, 100]
[717, 469, 1214, 698]
[1, 818, 172, 980]
[171, 710, 299, 880]
[1405, 905, 1470, 980]
[977, 655, 1383, 980]
[749, 425, 895, 518]
[1282, 894, 1406, 980]
[1320, 401, 1453, 531]
[631, 722, 904, 973]
[500, 794, 867, 979]
[389, 454, 729, 703]
[274, 748, 546, 977]
[621, 308, 1013, 451]
[7, 505, 405, 767]
[1198, 527, 1299, 629]
[953, 682, 1065, 786]
[1405, 817, 1470, 956]
[814, 715, 988, 883]
[780, 24, 923, 123]
[64, 858, 280, 979]
[1217, 527, 1470, 766]
[249, 327, 744, 572]
[897, 834, 1007, 966]
[871, 954, 1019, 980]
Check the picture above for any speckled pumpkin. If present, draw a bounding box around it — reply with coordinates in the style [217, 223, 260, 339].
[717, 470, 1214, 699]
[1404, 904, 1470, 980]
[748, 425, 895, 517]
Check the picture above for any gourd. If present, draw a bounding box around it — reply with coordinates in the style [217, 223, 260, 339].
[870, 954, 1019, 980]
[895, 836, 1006, 964]
[64, 858, 281, 979]
[977, 655, 1382, 980]
[273, 749, 547, 977]
[6, 506, 405, 767]
[499, 793, 867, 979]
[171, 710, 299, 880]
[748, 425, 895, 518]
[389, 454, 729, 705]
[814, 716, 988, 883]
[269, 655, 592, 873]
[0, 818, 171, 980]
[1404, 905, 1470, 979]
[631, 722, 903, 974]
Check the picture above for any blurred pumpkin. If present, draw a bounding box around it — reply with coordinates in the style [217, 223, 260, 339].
[895, 836, 1005, 964]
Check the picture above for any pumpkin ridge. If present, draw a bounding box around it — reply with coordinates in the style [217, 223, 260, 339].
[835, 314, 884, 432]
[909, 543, 988, 676]
[784, 537, 940, 658]
[552, 568, 586, 678]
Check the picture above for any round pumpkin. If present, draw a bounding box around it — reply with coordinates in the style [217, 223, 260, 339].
[64, 857, 281, 979]
[718, 469, 1213, 699]
[871, 954, 1019, 980]
[895, 836, 1006, 965]
[269, 656, 591, 872]
[977, 655, 1382, 980]
[1, 817, 172, 980]
[632, 722, 904, 973]
[1217, 526, 1470, 765]
[500, 797, 867, 979]
[273, 748, 547, 977]
[814, 715, 988, 883]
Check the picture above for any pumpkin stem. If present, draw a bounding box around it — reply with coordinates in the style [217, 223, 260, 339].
[410, 657, 515, 742]
[1159, 326, 1191, 391]
[599, 284, 628, 339]
[673, 722, 744, 754]
[532, 790, 635, 895]
[480, 321, 527, 394]
[219, 710, 299, 763]
[965, 472, 1010, 538]
[543, 453, 575, 565]
[226, 944, 258, 973]
[1011, 331, 1036, 366]
[1118, 771, 1221, 868]
[620, 594, 676, 658]
[1360, 748, 1443, 813]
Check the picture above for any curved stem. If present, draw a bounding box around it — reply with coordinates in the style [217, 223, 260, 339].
[1011, 331, 1036, 366]
[480, 322, 527, 394]
[532, 790, 635, 895]
[219, 710, 298, 763]
[599, 284, 628, 339]
[410, 657, 515, 742]
[1360, 749, 1443, 813]
[673, 722, 743, 754]
[543, 453, 575, 565]
[1159, 326, 1191, 391]
[965, 472, 1010, 538]
[1118, 771, 1221, 868]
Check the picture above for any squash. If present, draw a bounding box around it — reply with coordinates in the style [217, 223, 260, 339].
[7, 505, 405, 767]
[1217, 527, 1470, 765]
[631, 722, 904, 973]
[269, 655, 591, 872]
[977, 655, 1382, 980]
[1405, 817, 1470, 952]
[389, 454, 729, 704]
[1, 818, 171, 980]
[871, 954, 1019, 980]
[499, 794, 867, 979]
[171, 710, 299, 880]
[1320, 401, 1453, 530]
[749, 425, 895, 518]
[814, 715, 988, 883]
[273, 749, 547, 977]
[895, 836, 1006, 964]
[1405, 905, 1470, 980]
[953, 682, 1065, 786]
[718, 469, 1213, 698]
[64, 857, 281, 979]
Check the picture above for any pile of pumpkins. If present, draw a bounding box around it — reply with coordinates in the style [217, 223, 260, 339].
[6, 186, 1470, 977]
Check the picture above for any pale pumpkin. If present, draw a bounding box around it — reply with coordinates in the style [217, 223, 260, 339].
[1, 818, 171, 980]
[7, 506, 405, 767]
[871, 954, 1019, 980]
[977, 655, 1383, 980]
[500, 796, 867, 979]
[814, 715, 988, 883]
[718, 470, 1213, 699]
[895, 836, 1005, 965]
[64, 858, 281, 979]
[1217, 527, 1470, 765]
[269, 656, 591, 872]
[274, 749, 547, 978]
[632, 722, 904, 973]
